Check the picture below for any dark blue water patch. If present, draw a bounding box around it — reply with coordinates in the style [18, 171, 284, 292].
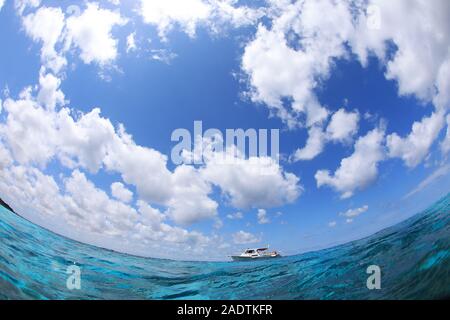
[0, 194, 449, 300]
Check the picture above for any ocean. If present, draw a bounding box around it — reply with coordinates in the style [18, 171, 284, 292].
[0, 194, 449, 300]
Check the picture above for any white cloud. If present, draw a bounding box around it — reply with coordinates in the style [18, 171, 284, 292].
[257, 208, 269, 224]
[241, 0, 355, 128]
[103, 131, 174, 204]
[349, 1, 450, 166]
[64, 170, 138, 235]
[326, 109, 360, 143]
[328, 221, 337, 228]
[57, 108, 117, 173]
[211, 0, 264, 30]
[0, 149, 214, 258]
[232, 230, 260, 245]
[0, 0, 5, 11]
[4, 85, 296, 229]
[387, 112, 446, 168]
[139, 0, 262, 40]
[139, 0, 211, 39]
[165, 165, 218, 225]
[37, 70, 65, 110]
[340, 205, 368, 222]
[22, 6, 67, 73]
[292, 125, 325, 161]
[242, 24, 327, 128]
[0, 80, 222, 227]
[201, 147, 301, 209]
[350, 0, 450, 111]
[111, 182, 133, 203]
[20, 3, 131, 72]
[65, 3, 127, 65]
[1, 91, 58, 167]
[243, 0, 450, 173]
[293, 108, 360, 161]
[316, 127, 385, 198]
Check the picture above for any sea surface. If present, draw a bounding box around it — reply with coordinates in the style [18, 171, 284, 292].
[0, 194, 449, 300]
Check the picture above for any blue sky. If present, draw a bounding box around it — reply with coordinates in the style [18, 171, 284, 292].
[0, 0, 449, 260]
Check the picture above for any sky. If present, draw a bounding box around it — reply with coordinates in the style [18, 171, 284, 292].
[0, 0, 449, 261]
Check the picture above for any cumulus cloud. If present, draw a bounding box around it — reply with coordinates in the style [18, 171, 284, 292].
[201, 146, 301, 209]
[0, 82, 178, 217]
[22, 6, 66, 73]
[0, 100, 215, 257]
[243, 0, 449, 172]
[293, 108, 360, 161]
[387, 112, 446, 168]
[139, 0, 211, 39]
[350, 0, 450, 111]
[139, 0, 263, 40]
[65, 3, 127, 65]
[292, 125, 326, 161]
[210, 0, 265, 30]
[103, 130, 174, 204]
[0, 65, 302, 244]
[20, 2, 130, 73]
[1, 90, 117, 172]
[242, 0, 354, 128]
[0, 158, 212, 257]
[232, 230, 260, 244]
[1, 88, 59, 167]
[326, 109, 360, 143]
[328, 221, 337, 228]
[315, 127, 386, 199]
[165, 165, 218, 225]
[111, 182, 133, 203]
[37, 70, 65, 110]
[64, 170, 138, 235]
[0, 0, 5, 11]
[351, 0, 450, 168]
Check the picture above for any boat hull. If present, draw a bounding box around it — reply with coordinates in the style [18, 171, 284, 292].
[231, 254, 281, 261]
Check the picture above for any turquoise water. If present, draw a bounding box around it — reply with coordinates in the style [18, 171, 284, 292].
[0, 194, 449, 300]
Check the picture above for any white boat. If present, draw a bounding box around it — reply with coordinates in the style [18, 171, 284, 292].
[230, 247, 281, 261]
